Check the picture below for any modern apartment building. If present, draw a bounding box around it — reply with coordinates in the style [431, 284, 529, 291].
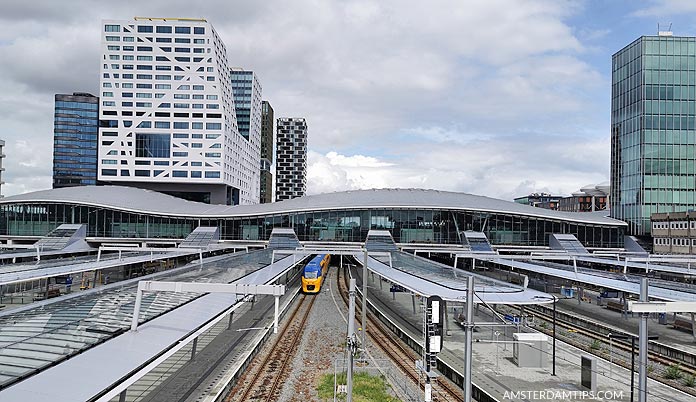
[230, 68, 262, 202]
[275, 117, 307, 201]
[53, 93, 99, 188]
[98, 18, 259, 205]
[260, 101, 274, 203]
[611, 32, 696, 235]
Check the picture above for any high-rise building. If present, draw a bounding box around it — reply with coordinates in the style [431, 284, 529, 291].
[275, 117, 307, 201]
[230, 68, 262, 202]
[98, 18, 260, 205]
[53, 93, 99, 188]
[610, 32, 696, 235]
[260, 101, 274, 203]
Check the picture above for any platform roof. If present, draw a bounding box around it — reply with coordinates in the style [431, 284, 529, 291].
[479, 256, 696, 302]
[363, 251, 554, 304]
[0, 249, 196, 286]
[577, 255, 696, 276]
[0, 250, 297, 401]
[0, 186, 626, 226]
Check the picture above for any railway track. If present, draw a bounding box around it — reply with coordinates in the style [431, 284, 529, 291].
[337, 266, 465, 402]
[225, 293, 316, 402]
[508, 305, 696, 396]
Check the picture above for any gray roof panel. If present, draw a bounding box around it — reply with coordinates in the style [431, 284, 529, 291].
[0, 186, 626, 226]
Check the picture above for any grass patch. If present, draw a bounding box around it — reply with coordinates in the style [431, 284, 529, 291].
[317, 371, 400, 402]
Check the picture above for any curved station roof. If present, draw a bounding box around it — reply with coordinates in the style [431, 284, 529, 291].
[1, 186, 626, 226]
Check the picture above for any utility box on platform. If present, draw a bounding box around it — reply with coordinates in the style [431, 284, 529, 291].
[513, 333, 548, 368]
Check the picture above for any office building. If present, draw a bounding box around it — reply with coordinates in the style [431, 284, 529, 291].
[97, 18, 259, 205]
[651, 211, 696, 254]
[260, 101, 274, 203]
[230, 68, 262, 202]
[275, 117, 307, 201]
[53, 93, 99, 188]
[611, 32, 696, 235]
[513, 193, 561, 210]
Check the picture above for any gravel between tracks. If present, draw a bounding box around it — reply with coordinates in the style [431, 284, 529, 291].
[275, 267, 411, 401]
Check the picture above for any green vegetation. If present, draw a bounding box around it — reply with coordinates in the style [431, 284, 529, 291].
[683, 374, 695, 387]
[665, 364, 683, 380]
[590, 340, 602, 350]
[317, 371, 400, 402]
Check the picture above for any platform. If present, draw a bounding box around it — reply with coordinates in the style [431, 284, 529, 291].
[355, 266, 695, 402]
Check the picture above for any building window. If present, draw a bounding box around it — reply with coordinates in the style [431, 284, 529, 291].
[156, 26, 172, 33]
[136, 133, 170, 158]
[194, 27, 205, 34]
[105, 24, 121, 32]
[175, 26, 191, 34]
[137, 25, 154, 33]
[102, 169, 117, 176]
[173, 171, 188, 177]
[205, 171, 220, 178]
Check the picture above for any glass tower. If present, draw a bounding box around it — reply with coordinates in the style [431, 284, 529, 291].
[611, 34, 696, 236]
[53, 93, 99, 188]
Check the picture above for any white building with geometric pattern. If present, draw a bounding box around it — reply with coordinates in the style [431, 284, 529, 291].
[98, 17, 259, 205]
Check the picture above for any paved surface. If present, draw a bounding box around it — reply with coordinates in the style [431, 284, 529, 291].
[356, 268, 696, 402]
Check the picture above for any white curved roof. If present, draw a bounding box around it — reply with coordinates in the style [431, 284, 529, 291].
[0, 186, 625, 226]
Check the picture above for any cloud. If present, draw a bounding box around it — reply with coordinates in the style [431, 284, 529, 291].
[0, 0, 615, 200]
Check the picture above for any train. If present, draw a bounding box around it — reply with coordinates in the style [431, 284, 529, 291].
[301, 254, 331, 293]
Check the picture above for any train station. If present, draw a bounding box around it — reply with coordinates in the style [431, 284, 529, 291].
[0, 186, 695, 402]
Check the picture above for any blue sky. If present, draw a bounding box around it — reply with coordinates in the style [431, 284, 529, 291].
[0, 0, 695, 201]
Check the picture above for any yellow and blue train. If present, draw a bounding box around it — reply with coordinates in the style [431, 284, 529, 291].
[301, 254, 331, 293]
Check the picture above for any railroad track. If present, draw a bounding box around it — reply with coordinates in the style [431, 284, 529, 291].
[337, 266, 465, 402]
[225, 293, 316, 402]
[508, 305, 696, 396]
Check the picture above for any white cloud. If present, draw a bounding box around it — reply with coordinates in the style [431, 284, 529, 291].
[0, 0, 616, 200]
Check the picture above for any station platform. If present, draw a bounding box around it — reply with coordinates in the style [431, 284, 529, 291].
[356, 269, 695, 402]
[553, 292, 696, 355]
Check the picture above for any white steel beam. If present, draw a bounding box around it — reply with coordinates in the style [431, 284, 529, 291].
[628, 301, 696, 313]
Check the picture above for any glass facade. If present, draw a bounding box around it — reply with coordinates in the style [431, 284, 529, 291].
[0, 203, 624, 248]
[231, 70, 255, 139]
[611, 35, 696, 235]
[135, 133, 171, 158]
[53, 93, 99, 188]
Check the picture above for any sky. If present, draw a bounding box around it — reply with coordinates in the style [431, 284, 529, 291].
[1, 0, 696, 201]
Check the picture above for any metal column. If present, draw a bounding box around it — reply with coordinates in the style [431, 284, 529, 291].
[638, 278, 648, 402]
[347, 279, 357, 402]
[464, 276, 474, 402]
[274, 295, 280, 334]
[362, 250, 367, 349]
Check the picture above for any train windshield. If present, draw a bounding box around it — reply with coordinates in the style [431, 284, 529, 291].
[304, 271, 318, 279]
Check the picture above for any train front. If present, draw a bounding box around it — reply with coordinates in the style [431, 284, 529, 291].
[302, 259, 322, 293]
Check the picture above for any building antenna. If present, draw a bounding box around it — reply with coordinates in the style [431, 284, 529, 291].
[658, 22, 673, 36]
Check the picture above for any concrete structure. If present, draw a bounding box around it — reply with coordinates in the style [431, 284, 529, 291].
[275, 117, 307, 201]
[97, 18, 259, 205]
[260, 101, 274, 203]
[651, 211, 696, 254]
[0, 140, 5, 197]
[611, 32, 696, 235]
[53, 93, 99, 188]
[0, 186, 626, 248]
